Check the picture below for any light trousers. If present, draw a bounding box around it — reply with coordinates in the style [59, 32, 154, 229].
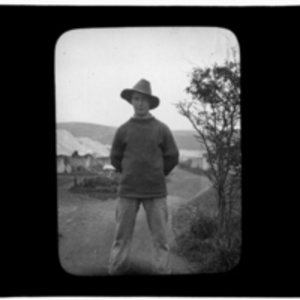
[108, 196, 171, 275]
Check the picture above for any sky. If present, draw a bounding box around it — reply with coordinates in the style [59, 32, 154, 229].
[55, 27, 239, 131]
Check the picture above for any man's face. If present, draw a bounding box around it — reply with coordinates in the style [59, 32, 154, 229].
[131, 92, 150, 117]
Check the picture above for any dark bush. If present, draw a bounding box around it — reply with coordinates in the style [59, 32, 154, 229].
[80, 174, 120, 189]
[174, 207, 241, 273]
[190, 213, 219, 240]
[70, 173, 121, 200]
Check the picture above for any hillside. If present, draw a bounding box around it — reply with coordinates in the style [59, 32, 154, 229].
[174, 132, 204, 151]
[56, 121, 204, 151]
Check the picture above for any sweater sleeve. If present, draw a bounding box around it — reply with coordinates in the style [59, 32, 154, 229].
[161, 124, 179, 176]
[110, 126, 126, 173]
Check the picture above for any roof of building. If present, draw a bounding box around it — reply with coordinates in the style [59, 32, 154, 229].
[56, 129, 94, 156]
[76, 136, 110, 157]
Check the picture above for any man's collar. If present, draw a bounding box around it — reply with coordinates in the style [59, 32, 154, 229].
[132, 113, 153, 119]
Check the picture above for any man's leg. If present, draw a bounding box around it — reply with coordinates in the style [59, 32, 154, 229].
[142, 197, 171, 274]
[108, 197, 140, 275]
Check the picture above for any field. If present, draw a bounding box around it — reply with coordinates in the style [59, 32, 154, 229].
[57, 166, 227, 275]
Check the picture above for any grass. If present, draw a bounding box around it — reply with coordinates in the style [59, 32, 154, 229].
[167, 167, 211, 201]
[177, 162, 208, 176]
[172, 188, 241, 273]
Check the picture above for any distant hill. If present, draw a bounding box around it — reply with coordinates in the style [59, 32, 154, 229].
[172, 130, 204, 151]
[56, 121, 204, 151]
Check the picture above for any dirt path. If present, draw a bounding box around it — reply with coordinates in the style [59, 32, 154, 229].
[58, 168, 211, 275]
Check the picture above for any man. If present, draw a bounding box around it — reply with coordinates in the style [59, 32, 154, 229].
[108, 78, 179, 275]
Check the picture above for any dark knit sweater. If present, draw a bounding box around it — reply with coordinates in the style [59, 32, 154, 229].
[110, 116, 179, 198]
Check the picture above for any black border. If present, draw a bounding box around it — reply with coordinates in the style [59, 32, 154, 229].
[1, 5, 299, 297]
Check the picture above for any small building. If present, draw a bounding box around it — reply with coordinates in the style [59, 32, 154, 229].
[179, 149, 209, 170]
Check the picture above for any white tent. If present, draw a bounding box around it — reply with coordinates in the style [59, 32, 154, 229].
[56, 129, 112, 174]
[76, 136, 110, 157]
[56, 129, 93, 156]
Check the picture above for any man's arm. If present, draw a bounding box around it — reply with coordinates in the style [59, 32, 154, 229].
[110, 127, 125, 173]
[161, 124, 179, 176]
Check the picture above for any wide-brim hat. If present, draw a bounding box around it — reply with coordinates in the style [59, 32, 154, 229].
[120, 79, 160, 110]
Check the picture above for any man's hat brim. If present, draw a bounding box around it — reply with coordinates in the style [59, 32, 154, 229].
[121, 89, 160, 110]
